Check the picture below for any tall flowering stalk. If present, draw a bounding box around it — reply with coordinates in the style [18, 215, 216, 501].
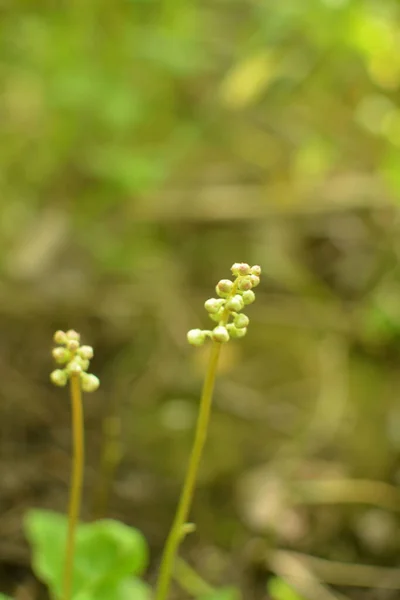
[50, 329, 100, 600]
[155, 263, 261, 600]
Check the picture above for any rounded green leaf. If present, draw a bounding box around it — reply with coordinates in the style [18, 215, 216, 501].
[24, 509, 149, 598]
[77, 518, 148, 582]
[74, 576, 152, 600]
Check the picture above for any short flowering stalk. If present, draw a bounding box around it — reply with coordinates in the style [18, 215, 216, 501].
[155, 263, 261, 600]
[50, 330, 100, 600]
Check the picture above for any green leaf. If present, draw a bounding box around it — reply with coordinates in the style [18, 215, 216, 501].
[74, 576, 152, 600]
[0, 594, 13, 600]
[199, 587, 241, 600]
[25, 510, 149, 599]
[267, 576, 306, 600]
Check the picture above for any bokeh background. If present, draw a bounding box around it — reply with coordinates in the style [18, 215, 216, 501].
[1, 0, 400, 598]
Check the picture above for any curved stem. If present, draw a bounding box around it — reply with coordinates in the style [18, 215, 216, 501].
[61, 373, 85, 600]
[155, 341, 222, 600]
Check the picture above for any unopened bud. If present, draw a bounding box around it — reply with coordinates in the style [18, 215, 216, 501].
[67, 339, 80, 352]
[81, 373, 100, 393]
[209, 309, 224, 323]
[216, 279, 233, 297]
[249, 274, 260, 288]
[229, 326, 247, 339]
[231, 263, 241, 276]
[75, 357, 89, 372]
[238, 277, 253, 291]
[50, 369, 68, 387]
[242, 290, 256, 305]
[204, 298, 225, 314]
[226, 294, 244, 312]
[234, 313, 249, 329]
[235, 263, 251, 276]
[78, 345, 94, 360]
[187, 329, 206, 347]
[66, 329, 80, 342]
[212, 325, 230, 343]
[53, 330, 68, 345]
[181, 522, 196, 536]
[52, 347, 71, 365]
[250, 265, 261, 276]
[67, 361, 82, 375]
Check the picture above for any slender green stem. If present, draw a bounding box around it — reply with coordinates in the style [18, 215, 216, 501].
[155, 340, 222, 600]
[61, 373, 84, 600]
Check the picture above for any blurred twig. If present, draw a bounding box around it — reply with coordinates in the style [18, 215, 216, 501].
[133, 175, 394, 222]
[269, 550, 351, 600]
[269, 550, 400, 590]
[293, 478, 400, 513]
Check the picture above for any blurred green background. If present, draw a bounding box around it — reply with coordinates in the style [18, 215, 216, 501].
[1, 0, 400, 598]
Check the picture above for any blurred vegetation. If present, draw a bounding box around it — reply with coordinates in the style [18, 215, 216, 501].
[1, 0, 400, 598]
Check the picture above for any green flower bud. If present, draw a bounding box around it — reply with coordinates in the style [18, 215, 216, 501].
[249, 274, 260, 288]
[229, 326, 247, 339]
[212, 325, 230, 343]
[66, 329, 80, 342]
[226, 294, 244, 312]
[75, 356, 90, 372]
[204, 298, 225, 314]
[238, 277, 253, 291]
[209, 309, 224, 322]
[52, 347, 71, 365]
[216, 279, 233, 297]
[50, 369, 68, 387]
[234, 313, 249, 329]
[78, 345, 94, 360]
[66, 339, 80, 352]
[233, 263, 251, 276]
[242, 290, 256, 305]
[67, 361, 82, 375]
[81, 373, 100, 393]
[231, 263, 242, 276]
[187, 329, 206, 346]
[250, 265, 261, 276]
[181, 522, 196, 536]
[53, 330, 68, 345]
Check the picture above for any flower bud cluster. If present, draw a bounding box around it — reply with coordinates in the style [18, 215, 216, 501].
[187, 263, 261, 346]
[50, 329, 100, 392]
